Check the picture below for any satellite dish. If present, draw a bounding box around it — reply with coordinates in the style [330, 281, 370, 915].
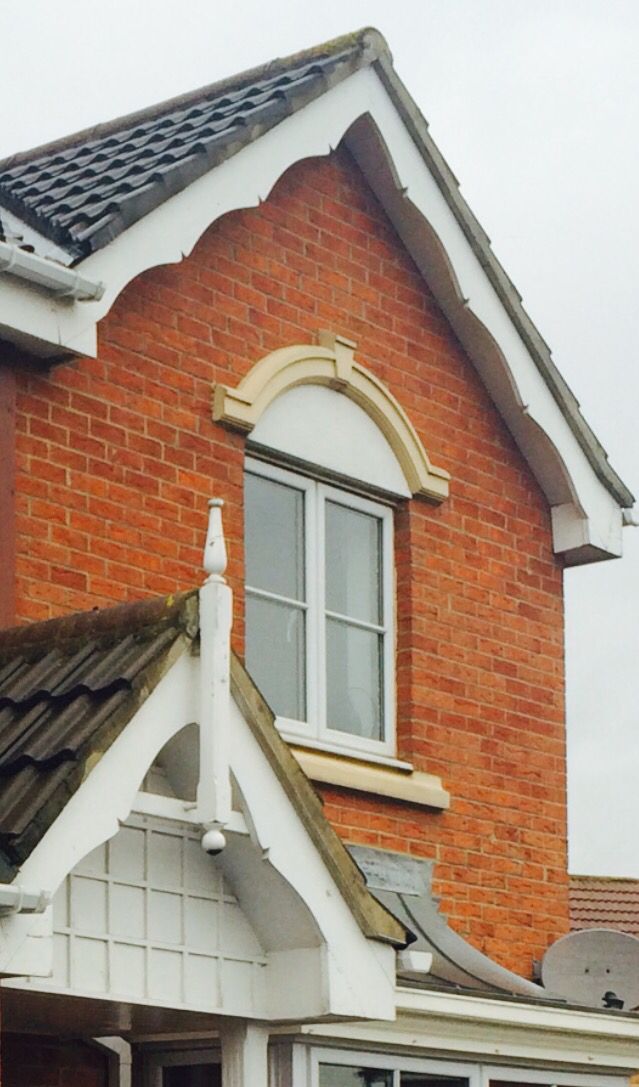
[542, 928, 639, 1010]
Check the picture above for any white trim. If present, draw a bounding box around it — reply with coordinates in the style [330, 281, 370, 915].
[250, 384, 412, 500]
[395, 985, 639, 1039]
[281, 734, 412, 772]
[16, 654, 196, 896]
[131, 791, 249, 835]
[305, 1043, 631, 1087]
[2, 648, 398, 1021]
[296, 987, 639, 1072]
[311, 1046, 481, 1086]
[479, 1067, 624, 1087]
[221, 1023, 269, 1087]
[0, 66, 624, 560]
[245, 457, 396, 757]
[141, 1046, 220, 1087]
[0, 653, 195, 978]
[93, 1037, 132, 1087]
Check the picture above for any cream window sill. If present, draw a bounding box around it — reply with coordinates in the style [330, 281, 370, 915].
[291, 746, 450, 810]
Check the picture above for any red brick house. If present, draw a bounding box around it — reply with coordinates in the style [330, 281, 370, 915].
[0, 28, 637, 1087]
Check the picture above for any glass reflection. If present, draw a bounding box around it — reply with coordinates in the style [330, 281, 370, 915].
[320, 1064, 392, 1087]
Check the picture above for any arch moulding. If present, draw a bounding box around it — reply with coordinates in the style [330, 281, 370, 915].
[213, 332, 450, 502]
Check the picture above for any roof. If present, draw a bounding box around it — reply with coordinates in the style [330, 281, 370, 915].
[570, 875, 639, 938]
[0, 592, 197, 880]
[0, 29, 631, 510]
[350, 845, 549, 1000]
[0, 31, 375, 262]
[0, 590, 406, 946]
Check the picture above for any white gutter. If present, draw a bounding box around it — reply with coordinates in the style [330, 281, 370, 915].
[0, 240, 104, 301]
[0, 884, 50, 915]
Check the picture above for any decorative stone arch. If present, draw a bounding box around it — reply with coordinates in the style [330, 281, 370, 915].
[213, 332, 450, 502]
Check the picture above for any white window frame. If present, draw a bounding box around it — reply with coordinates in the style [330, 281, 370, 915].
[304, 1045, 628, 1087]
[245, 456, 396, 758]
[140, 1046, 220, 1087]
[310, 1046, 480, 1087]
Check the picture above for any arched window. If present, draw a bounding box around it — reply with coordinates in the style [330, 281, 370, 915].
[215, 334, 449, 757]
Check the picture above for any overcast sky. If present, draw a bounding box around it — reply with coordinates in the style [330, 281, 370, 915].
[2, 1, 638, 876]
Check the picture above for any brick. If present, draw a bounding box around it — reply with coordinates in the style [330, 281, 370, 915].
[10, 146, 568, 978]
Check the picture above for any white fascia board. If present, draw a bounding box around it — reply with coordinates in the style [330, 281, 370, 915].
[0, 272, 97, 358]
[3, 67, 622, 559]
[395, 985, 639, 1042]
[300, 988, 639, 1072]
[0, 652, 196, 977]
[226, 697, 396, 1023]
[0, 648, 395, 1023]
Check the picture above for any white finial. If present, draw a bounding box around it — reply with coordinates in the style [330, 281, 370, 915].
[203, 499, 227, 582]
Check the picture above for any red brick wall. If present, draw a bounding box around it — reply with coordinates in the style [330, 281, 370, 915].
[11, 146, 568, 975]
[1, 1034, 108, 1087]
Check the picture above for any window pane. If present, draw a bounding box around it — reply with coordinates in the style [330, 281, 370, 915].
[246, 594, 306, 720]
[326, 618, 383, 739]
[320, 1064, 392, 1087]
[163, 1066, 221, 1087]
[245, 472, 304, 600]
[325, 501, 382, 624]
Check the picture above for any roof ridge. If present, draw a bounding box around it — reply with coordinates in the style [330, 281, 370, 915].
[0, 590, 199, 661]
[570, 875, 639, 884]
[0, 28, 387, 171]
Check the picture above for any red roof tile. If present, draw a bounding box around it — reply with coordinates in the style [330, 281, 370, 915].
[570, 876, 639, 937]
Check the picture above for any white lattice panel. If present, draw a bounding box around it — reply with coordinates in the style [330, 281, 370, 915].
[37, 815, 266, 1014]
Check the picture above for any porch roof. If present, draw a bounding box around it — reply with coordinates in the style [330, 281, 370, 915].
[0, 591, 407, 948]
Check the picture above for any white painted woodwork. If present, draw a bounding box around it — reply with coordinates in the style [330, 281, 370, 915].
[220, 1022, 269, 1087]
[2, 643, 396, 1022]
[0, 653, 197, 979]
[251, 385, 411, 498]
[197, 499, 233, 830]
[301, 989, 639, 1073]
[0, 66, 627, 559]
[303, 1043, 631, 1087]
[245, 456, 396, 759]
[12, 814, 266, 1016]
[225, 695, 396, 1022]
[93, 1037, 132, 1087]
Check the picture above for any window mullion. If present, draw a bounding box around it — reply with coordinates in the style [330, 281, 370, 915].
[247, 585, 309, 610]
[305, 479, 321, 735]
[315, 483, 327, 737]
[382, 505, 395, 755]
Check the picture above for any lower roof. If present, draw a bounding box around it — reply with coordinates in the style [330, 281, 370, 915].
[0, 590, 406, 948]
[570, 875, 639, 938]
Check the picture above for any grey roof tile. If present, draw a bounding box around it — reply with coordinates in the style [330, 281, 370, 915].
[0, 35, 370, 260]
[0, 27, 631, 513]
[0, 591, 198, 878]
